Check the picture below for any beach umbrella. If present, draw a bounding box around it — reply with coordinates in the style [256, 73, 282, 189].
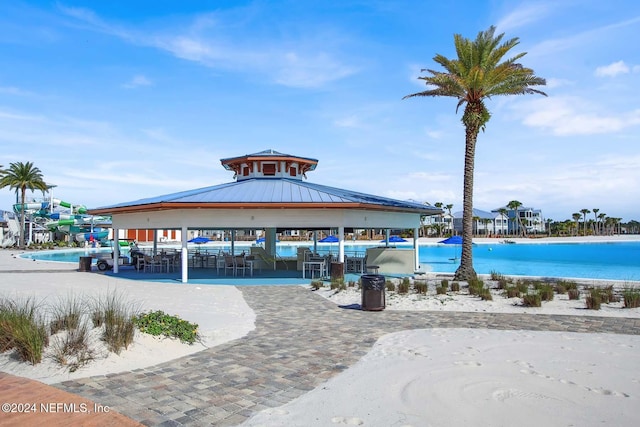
[439, 235, 463, 245]
[256, 237, 279, 243]
[439, 235, 464, 261]
[188, 236, 210, 244]
[381, 235, 407, 243]
[319, 235, 339, 243]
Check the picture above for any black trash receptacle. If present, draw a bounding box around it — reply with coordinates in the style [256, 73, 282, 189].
[78, 256, 92, 272]
[361, 274, 385, 311]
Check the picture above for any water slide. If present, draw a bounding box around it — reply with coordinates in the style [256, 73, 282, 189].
[12, 198, 110, 243]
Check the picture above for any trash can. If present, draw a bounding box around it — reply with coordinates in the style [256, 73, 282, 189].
[361, 274, 385, 311]
[78, 256, 93, 272]
[331, 262, 344, 281]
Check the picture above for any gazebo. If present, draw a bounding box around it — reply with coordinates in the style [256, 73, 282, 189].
[88, 149, 440, 282]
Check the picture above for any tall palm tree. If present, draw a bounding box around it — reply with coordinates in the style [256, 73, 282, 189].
[497, 208, 508, 235]
[0, 162, 48, 248]
[580, 209, 590, 236]
[434, 202, 444, 237]
[404, 26, 546, 280]
[597, 213, 606, 235]
[572, 213, 582, 236]
[592, 208, 599, 235]
[507, 200, 525, 237]
[445, 204, 454, 235]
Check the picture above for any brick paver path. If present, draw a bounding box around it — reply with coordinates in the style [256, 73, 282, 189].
[54, 286, 640, 426]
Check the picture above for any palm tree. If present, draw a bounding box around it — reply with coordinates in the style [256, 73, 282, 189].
[497, 208, 508, 235]
[572, 213, 582, 236]
[507, 200, 526, 237]
[445, 204, 454, 235]
[404, 26, 546, 280]
[592, 208, 599, 235]
[0, 162, 48, 248]
[580, 209, 590, 236]
[597, 213, 606, 235]
[434, 202, 444, 237]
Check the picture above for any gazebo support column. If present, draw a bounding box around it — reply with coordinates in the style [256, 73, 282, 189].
[414, 227, 420, 272]
[265, 228, 277, 259]
[181, 226, 188, 283]
[338, 226, 345, 263]
[113, 228, 120, 274]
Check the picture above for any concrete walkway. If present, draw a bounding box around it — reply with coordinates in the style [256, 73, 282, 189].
[53, 286, 640, 426]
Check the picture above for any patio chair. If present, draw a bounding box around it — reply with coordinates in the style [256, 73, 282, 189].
[223, 255, 236, 276]
[235, 255, 250, 277]
[143, 255, 163, 273]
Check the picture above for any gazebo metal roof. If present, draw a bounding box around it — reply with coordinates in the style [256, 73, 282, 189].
[90, 178, 437, 215]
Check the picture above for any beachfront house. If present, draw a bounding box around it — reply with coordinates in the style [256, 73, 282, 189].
[491, 206, 545, 235]
[452, 208, 508, 236]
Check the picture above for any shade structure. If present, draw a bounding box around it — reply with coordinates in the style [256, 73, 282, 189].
[319, 235, 339, 243]
[256, 237, 279, 243]
[188, 236, 210, 244]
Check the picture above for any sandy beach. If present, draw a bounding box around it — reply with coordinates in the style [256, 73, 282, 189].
[1, 237, 640, 426]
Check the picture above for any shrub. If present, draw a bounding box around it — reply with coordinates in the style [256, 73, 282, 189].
[96, 291, 139, 354]
[450, 282, 460, 292]
[347, 280, 356, 288]
[522, 293, 541, 307]
[516, 280, 529, 294]
[397, 280, 410, 294]
[623, 288, 640, 308]
[385, 281, 396, 292]
[479, 288, 493, 301]
[0, 297, 49, 364]
[586, 288, 602, 310]
[490, 270, 504, 281]
[436, 285, 447, 295]
[310, 280, 323, 290]
[414, 281, 428, 294]
[535, 283, 555, 302]
[330, 278, 345, 290]
[554, 283, 567, 294]
[441, 279, 449, 288]
[49, 294, 84, 334]
[50, 322, 95, 372]
[133, 310, 199, 344]
[468, 279, 484, 296]
[558, 280, 578, 291]
[504, 286, 520, 298]
[568, 288, 581, 300]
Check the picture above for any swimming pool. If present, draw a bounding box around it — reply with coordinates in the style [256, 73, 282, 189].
[21, 241, 640, 281]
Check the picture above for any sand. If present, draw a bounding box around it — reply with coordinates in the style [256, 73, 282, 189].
[1, 238, 640, 426]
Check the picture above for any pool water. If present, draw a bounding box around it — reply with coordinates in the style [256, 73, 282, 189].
[21, 242, 640, 281]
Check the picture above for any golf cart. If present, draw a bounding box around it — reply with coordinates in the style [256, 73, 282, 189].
[94, 239, 145, 271]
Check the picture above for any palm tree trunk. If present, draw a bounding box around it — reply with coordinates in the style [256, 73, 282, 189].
[19, 187, 26, 249]
[454, 128, 478, 281]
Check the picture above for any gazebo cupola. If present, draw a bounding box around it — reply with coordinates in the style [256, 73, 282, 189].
[220, 149, 318, 181]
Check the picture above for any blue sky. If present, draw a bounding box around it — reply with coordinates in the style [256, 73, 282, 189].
[1, 1, 639, 222]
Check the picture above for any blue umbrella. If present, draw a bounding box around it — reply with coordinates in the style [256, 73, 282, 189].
[319, 235, 339, 243]
[439, 235, 465, 261]
[381, 235, 407, 243]
[439, 235, 463, 245]
[256, 237, 280, 243]
[188, 236, 210, 244]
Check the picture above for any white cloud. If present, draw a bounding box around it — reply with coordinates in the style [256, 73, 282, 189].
[516, 97, 640, 135]
[496, 3, 551, 32]
[122, 74, 153, 89]
[60, 6, 357, 89]
[0, 86, 33, 96]
[595, 60, 630, 77]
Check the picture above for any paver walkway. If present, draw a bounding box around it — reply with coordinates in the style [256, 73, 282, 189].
[53, 286, 640, 426]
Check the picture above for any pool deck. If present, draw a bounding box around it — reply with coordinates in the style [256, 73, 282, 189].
[1, 248, 640, 426]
